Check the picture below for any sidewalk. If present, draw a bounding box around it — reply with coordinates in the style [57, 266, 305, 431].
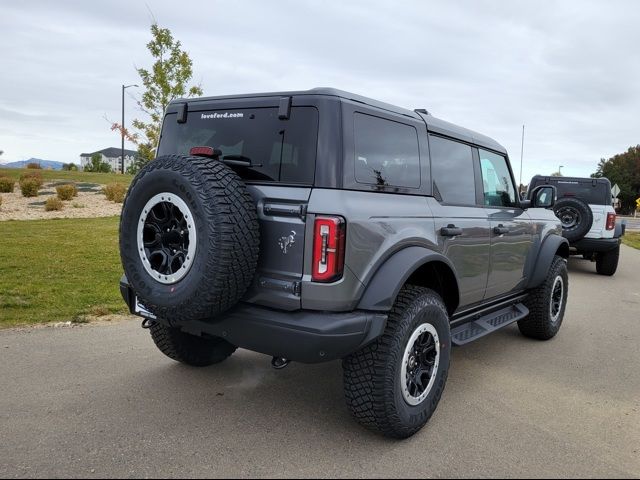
[619, 215, 640, 231]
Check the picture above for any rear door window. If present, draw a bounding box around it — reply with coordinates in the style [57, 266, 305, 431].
[429, 135, 476, 205]
[157, 107, 318, 184]
[353, 113, 421, 188]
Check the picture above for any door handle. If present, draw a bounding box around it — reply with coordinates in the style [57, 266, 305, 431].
[493, 225, 510, 235]
[440, 225, 463, 237]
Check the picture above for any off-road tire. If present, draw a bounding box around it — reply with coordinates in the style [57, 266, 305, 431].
[595, 244, 620, 276]
[119, 155, 260, 325]
[519, 255, 568, 340]
[342, 286, 451, 439]
[149, 322, 237, 367]
[553, 197, 593, 242]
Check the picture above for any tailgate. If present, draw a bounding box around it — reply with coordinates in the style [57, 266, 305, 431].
[243, 185, 311, 310]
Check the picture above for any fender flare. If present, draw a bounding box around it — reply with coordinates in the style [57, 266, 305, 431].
[526, 234, 569, 289]
[357, 246, 459, 312]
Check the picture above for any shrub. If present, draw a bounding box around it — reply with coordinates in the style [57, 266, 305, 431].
[0, 176, 15, 193]
[85, 153, 112, 173]
[26, 162, 42, 169]
[45, 197, 64, 211]
[19, 178, 41, 197]
[19, 171, 43, 188]
[56, 183, 78, 201]
[103, 183, 127, 203]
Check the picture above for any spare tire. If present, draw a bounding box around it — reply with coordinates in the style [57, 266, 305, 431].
[119, 154, 260, 325]
[553, 197, 593, 242]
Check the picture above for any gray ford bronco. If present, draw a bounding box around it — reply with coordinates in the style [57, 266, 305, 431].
[119, 88, 569, 438]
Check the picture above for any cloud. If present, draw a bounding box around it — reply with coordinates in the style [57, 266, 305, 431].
[0, 0, 638, 183]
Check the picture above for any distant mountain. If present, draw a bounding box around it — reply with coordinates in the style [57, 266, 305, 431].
[0, 158, 66, 170]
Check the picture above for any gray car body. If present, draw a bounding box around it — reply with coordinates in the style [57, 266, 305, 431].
[124, 88, 568, 362]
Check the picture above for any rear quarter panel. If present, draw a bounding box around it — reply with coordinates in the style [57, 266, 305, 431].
[302, 189, 438, 311]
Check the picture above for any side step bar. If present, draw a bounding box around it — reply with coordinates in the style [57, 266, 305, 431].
[451, 303, 529, 346]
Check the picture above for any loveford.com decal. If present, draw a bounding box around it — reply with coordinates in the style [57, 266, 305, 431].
[201, 112, 244, 119]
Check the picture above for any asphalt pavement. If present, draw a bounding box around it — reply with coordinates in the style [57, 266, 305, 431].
[1, 247, 639, 478]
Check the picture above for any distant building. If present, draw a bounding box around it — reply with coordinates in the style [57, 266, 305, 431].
[80, 147, 138, 173]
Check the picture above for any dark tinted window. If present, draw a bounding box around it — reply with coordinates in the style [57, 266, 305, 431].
[158, 107, 318, 184]
[479, 149, 516, 207]
[555, 181, 609, 205]
[529, 179, 610, 205]
[354, 113, 420, 188]
[429, 135, 476, 205]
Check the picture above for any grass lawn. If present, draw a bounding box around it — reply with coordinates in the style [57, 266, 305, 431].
[622, 231, 640, 250]
[0, 217, 129, 328]
[0, 167, 133, 186]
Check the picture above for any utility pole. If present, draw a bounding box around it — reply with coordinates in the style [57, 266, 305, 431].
[121, 84, 138, 174]
[519, 124, 525, 194]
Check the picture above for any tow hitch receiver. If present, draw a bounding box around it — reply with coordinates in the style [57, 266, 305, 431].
[271, 357, 290, 370]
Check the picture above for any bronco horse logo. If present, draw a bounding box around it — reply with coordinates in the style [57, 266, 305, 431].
[278, 230, 297, 254]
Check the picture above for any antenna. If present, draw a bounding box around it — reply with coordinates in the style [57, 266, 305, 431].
[519, 124, 525, 190]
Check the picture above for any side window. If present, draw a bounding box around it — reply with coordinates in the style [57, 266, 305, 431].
[354, 113, 420, 188]
[429, 135, 476, 205]
[479, 149, 517, 207]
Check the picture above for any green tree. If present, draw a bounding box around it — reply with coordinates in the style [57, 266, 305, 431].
[84, 153, 112, 173]
[592, 145, 640, 214]
[132, 24, 203, 168]
[62, 163, 79, 171]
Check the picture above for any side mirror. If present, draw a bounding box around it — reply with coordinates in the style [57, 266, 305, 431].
[523, 185, 556, 209]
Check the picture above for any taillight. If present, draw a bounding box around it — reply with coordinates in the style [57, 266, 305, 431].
[606, 212, 616, 230]
[312, 216, 346, 282]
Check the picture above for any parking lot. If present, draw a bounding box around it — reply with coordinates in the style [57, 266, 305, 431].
[1, 247, 639, 478]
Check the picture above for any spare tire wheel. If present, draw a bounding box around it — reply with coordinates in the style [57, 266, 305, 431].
[552, 197, 593, 242]
[119, 154, 260, 325]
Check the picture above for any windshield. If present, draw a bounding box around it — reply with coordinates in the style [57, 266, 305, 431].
[157, 106, 318, 184]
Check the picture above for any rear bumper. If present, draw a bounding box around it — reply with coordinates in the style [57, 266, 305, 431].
[120, 276, 387, 363]
[571, 236, 621, 253]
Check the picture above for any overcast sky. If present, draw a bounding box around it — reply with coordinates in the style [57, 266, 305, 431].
[1, 0, 638, 182]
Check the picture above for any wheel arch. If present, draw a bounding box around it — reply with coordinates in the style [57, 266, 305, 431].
[357, 246, 460, 315]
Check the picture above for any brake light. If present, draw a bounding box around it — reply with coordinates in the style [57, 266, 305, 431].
[189, 146, 222, 158]
[312, 216, 346, 282]
[606, 212, 616, 230]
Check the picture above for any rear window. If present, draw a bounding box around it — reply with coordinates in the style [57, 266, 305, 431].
[157, 106, 318, 184]
[531, 179, 610, 205]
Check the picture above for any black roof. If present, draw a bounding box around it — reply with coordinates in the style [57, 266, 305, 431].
[81, 147, 138, 158]
[531, 175, 611, 187]
[171, 88, 507, 154]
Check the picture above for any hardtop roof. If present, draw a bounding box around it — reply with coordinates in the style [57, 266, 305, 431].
[531, 175, 612, 187]
[170, 87, 507, 154]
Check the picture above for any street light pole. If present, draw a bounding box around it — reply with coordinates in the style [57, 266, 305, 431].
[121, 84, 138, 174]
[559, 165, 564, 176]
